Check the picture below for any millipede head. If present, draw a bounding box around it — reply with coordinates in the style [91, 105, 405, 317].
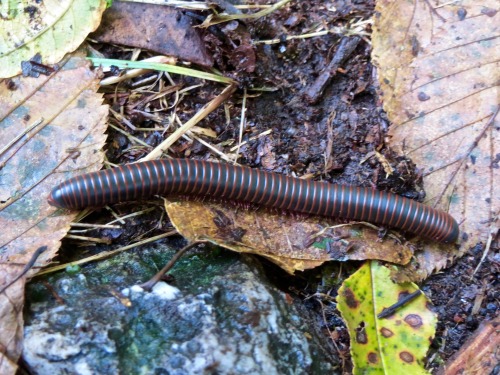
[48, 186, 66, 208]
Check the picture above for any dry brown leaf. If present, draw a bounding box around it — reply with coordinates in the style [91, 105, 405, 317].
[91, 2, 213, 67]
[166, 198, 414, 274]
[0, 55, 108, 373]
[372, 0, 499, 280]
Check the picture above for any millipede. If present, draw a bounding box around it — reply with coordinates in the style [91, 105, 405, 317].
[48, 159, 459, 243]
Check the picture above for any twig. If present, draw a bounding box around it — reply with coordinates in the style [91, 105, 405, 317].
[233, 88, 247, 163]
[108, 123, 150, 147]
[141, 84, 237, 161]
[304, 36, 361, 104]
[140, 240, 208, 291]
[70, 223, 121, 229]
[377, 290, 422, 319]
[36, 231, 177, 276]
[228, 129, 272, 152]
[0, 246, 47, 294]
[64, 235, 112, 244]
[0, 118, 44, 158]
[188, 132, 238, 163]
[106, 207, 157, 225]
[253, 19, 371, 45]
[109, 107, 137, 131]
[471, 228, 498, 278]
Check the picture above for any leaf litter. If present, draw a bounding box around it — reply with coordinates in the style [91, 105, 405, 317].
[0, 1, 491, 374]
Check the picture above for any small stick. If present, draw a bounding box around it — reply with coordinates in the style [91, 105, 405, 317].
[303, 36, 361, 104]
[70, 223, 121, 229]
[233, 88, 247, 163]
[0, 118, 44, 158]
[64, 235, 112, 244]
[377, 290, 422, 319]
[0, 246, 47, 294]
[140, 240, 208, 291]
[471, 228, 497, 278]
[141, 84, 237, 161]
[36, 231, 177, 277]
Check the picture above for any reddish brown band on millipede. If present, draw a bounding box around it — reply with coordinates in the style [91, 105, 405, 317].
[48, 159, 459, 243]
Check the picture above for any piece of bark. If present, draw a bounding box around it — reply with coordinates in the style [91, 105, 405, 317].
[303, 36, 361, 104]
[436, 316, 499, 375]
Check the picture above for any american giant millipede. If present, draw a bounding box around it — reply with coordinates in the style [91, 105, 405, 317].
[48, 159, 459, 243]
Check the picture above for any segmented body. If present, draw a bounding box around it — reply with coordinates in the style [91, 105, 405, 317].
[48, 159, 459, 243]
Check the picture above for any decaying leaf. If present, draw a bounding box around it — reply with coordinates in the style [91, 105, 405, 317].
[165, 198, 414, 274]
[91, 2, 213, 67]
[372, 0, 500, 280]
[0, 0, 107, 78]
[337, 261, 437, 375]
[0, 55, 108, 373]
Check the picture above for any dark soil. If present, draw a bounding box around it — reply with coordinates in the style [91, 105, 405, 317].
[54, 0, 498, 373]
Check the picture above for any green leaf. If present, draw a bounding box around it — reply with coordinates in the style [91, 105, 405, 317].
[337, 261, 437, 374]
[88, 58, 236, 84]
[0, 0, 107, 78]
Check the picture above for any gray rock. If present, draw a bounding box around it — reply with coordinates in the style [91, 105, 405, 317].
[24, 244, 338, 374]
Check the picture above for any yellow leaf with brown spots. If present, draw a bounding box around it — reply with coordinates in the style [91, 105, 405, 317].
[337, 261, 437, 374]
[0, 0, 107, 78]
